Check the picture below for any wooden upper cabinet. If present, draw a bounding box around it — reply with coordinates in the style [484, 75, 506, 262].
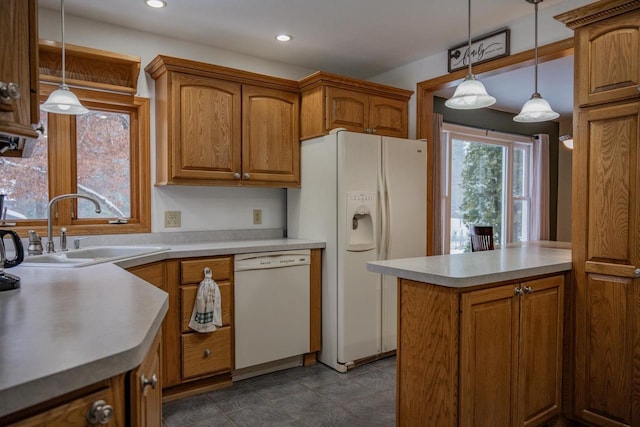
[0, 0, 39, 142]
[368, 95, 408, 138]
[242, 85, 300, 185]
[172, 73, 242, 182]
[558, 4, 640, 107]
[325, 86, 369, 132]
[145, 55, 300, 187]
[299, 71, 412, 140]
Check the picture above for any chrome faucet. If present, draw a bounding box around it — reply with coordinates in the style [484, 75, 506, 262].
[46, 194, 101, 253]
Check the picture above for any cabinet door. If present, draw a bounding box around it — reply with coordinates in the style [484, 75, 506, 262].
[518, 275, 564, 427]
[574, 101, 640, 426]
[171, 72, 241, 181]
[0, 0, 39, 139]
[460, 285, 519, 427]
[575, 11, 640, 107]
[242, 85, 300, 185]
[130, 331, 162, 427]
[369, 95, 408, 138]
[325, 86, 369, 133]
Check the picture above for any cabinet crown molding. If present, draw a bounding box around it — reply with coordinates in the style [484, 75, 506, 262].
[555, 0, 640, 29]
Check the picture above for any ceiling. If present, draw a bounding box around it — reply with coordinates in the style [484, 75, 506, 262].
[38, 0, 577, 119]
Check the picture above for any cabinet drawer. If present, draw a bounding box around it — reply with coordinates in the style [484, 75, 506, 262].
[181, 327, 232, 379]
[12, 386, 119, 426]
[180, 257, 231, 284]
[181, 281, 232, 332]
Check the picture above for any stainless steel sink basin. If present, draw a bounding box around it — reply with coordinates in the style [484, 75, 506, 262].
[22, 246, 170, 268]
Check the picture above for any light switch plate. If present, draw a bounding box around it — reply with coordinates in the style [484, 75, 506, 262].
[164, 210, 181, 227]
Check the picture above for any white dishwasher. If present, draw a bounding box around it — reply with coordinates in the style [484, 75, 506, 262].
[234, 250, 310, 371]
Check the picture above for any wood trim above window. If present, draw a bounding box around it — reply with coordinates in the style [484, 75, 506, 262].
[39, 39, 140, 94]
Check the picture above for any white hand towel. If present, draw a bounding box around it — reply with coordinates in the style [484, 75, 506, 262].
[189, 267, 222, 333]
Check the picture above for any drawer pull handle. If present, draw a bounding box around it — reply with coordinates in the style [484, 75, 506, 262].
[141, 373, 158, 390]
[86, 400, 113, 425]
[204, 348, 211, 358]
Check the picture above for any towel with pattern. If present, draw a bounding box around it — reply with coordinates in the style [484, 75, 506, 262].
[189, 267, 222, 333]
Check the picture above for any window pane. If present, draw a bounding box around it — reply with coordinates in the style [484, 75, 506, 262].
[0, 114, 49, 219]
[450, 138, 504, 252]
[513, 199, 529, 242]
[513, 147, 526, 197]
[76, 110, 131, 218]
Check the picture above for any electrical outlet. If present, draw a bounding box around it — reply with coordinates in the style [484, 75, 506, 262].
[164, 210, 181, 228]
[253, 209, 262, 225]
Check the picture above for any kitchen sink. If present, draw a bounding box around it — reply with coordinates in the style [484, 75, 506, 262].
[22, 246, 170, 268]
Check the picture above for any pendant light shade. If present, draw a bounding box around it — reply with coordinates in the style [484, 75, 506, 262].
[513, 0, 558, 123]
[445, 0, 496, 110]
[41, 0, 88, 115]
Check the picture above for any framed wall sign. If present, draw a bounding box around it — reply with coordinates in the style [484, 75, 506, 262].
[448, 28, 510, 73]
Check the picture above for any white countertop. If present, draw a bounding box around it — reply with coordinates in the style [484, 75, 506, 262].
[0, 238, 324, 418]
[367, 246, 571, 288]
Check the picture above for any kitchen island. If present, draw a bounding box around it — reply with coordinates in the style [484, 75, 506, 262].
[367, 246, 571, 427]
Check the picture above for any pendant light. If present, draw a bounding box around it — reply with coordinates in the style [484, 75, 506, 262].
[513, 0, 558, 122]
[41, 0, 89, 115]
[445, 0, 496, 109]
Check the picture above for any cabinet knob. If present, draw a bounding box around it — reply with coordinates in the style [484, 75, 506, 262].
[141, 373, 158, 390]
[234, 172, 241, 180]
[634, 268, 640, 278]
[204, 348, 211, 358]
[371, 128, 377, 134]
[523, 285, 534, 294]
[86, 400, 114, 425]
[243, 173, 250, 180]
[514, 287, 524, 296]
[0, 81, 20, 103]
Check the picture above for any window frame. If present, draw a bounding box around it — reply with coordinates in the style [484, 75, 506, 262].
[441, 123, 533, 253]
[8, 83, 150, 237]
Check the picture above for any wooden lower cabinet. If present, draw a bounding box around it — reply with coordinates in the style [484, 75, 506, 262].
[2, 330, 162, 426]
[129, 330, 162, 427]
[397, 274, 564, 427]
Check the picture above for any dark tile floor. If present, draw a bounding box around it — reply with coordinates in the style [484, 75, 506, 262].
[163, 356, 396, 427]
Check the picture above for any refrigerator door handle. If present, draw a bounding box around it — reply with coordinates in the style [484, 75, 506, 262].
[377, 166, 387, 260]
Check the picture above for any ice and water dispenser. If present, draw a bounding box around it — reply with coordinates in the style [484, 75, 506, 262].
[346, 191, 376, 252]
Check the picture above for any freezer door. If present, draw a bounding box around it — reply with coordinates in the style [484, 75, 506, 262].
[381, 137, 427, 352]
[337, 131, 383, 364]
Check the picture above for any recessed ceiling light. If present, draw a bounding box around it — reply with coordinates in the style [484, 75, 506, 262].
[144, 0, 167, 8]
[276, 34, 292, 42]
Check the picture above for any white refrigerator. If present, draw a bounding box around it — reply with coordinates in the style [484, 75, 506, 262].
[287, 130, 426, 372]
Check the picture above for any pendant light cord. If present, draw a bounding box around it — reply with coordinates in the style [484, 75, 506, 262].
[534, 0, 538, 94]
[61, 0, 66, 88]
[467, 0, 472, 77]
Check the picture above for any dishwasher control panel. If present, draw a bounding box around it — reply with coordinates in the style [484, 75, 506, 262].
[234, 250, 310, 271]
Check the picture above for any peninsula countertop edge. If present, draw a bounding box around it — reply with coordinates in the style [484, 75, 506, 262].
[367, 246, 572, 288]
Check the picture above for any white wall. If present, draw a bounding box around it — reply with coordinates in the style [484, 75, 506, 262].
[39, 8, 315, 233]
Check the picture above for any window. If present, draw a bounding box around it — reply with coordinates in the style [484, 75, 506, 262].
[0, 86, 150, 236]
[442, 124, 532, 253]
